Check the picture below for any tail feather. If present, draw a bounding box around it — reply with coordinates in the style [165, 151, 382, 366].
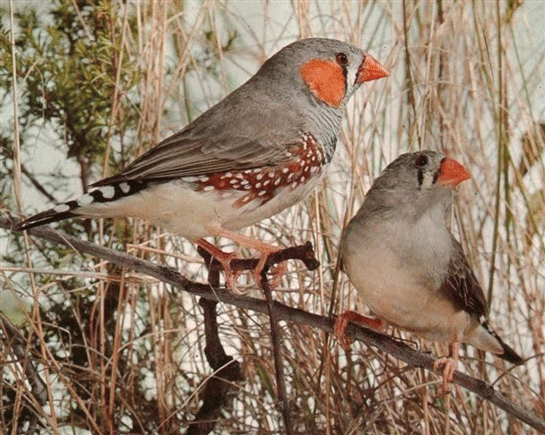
[497, 340, 525, 365]
[14, 202, 80, 231]
[14, 180, 148, 231]
[481, 319, 524, 365]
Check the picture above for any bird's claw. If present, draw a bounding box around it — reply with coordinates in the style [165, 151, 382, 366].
[433, 357, 457, 395]
[334, 315, 355, 351]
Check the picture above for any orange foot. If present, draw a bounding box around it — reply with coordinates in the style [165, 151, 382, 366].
[196, 238, 244, 290]
[334, 310, 384, 350]
[432, 335, 460, 394]
[197, 227, 288, 291]
[261, 260, 287, 289]
[251, 245, 286, 289]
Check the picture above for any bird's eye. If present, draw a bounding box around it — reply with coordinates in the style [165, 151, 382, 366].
[336, 52, 348, 66]
[415, 154, 428, 167]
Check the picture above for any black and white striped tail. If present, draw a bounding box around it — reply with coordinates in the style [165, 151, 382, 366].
[14, 180, 148, 231]
[481, 318, 524, 365]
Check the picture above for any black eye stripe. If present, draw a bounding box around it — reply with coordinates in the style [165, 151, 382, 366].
[335, 52, 350, 86]
[418, 169, 424, 186]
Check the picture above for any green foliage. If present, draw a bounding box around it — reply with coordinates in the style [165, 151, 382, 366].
[0, 0, 141, 183]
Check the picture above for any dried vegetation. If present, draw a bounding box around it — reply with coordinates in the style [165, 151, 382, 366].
[1, 1, 544, 434]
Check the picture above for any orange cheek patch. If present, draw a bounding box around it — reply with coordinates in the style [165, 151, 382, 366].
[300, 59, 346, 108]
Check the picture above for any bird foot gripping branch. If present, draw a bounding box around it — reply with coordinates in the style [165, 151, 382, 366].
[432, 336, 461, 394]
[334, 310, 385, 350]
[197, 242, 320, 291]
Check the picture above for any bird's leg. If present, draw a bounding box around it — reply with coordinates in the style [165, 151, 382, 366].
[334, 310, 385, 350]
[196, 238, 242, 290]
[209, 227, 287, 288]
[433, 334, 460, 394]
[254, 246, 287, 288]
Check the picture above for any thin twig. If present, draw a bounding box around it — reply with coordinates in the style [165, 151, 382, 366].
[259, 267, 293, 435]
[3, 217, 544, 433]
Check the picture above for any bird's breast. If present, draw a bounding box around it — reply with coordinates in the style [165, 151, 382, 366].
[341, 213, 462, 341]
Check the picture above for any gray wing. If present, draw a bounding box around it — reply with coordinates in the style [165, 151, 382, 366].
[93, 89, 306, 186]
[440, 237, 488, 318]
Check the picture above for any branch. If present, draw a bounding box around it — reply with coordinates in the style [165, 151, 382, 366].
[199, 242, 320, 275]
[197, 244, 320, 435]
[258, 260, 294, 435]
[2, 216, 544, 433]
[185, 298, 243, 435]
[20, 163, 59, 203]
[186, 251, 242, 435]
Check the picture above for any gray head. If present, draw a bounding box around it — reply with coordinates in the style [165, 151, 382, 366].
[249, 38, 388, 109]
[355, 150, 471, 222]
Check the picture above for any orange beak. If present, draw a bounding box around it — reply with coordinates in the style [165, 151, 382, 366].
[436, 158, 472, 187]
[357, 55, 389, 83]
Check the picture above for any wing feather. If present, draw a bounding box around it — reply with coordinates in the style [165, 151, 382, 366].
[93, 88, 306, 186]
[440, 237, 488, 318]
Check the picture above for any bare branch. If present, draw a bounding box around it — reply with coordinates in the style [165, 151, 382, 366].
[186, 251, 242, 435]
[197, 242, 320, 435]
[185, 298, 243, 435]
[258, 262, 294, 435]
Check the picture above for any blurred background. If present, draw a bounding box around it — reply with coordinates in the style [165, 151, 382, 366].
[1, 0, 544, 433]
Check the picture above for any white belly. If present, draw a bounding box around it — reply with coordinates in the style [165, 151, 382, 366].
[341, 213, 471, 343]
[77, 175, 321, 241]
